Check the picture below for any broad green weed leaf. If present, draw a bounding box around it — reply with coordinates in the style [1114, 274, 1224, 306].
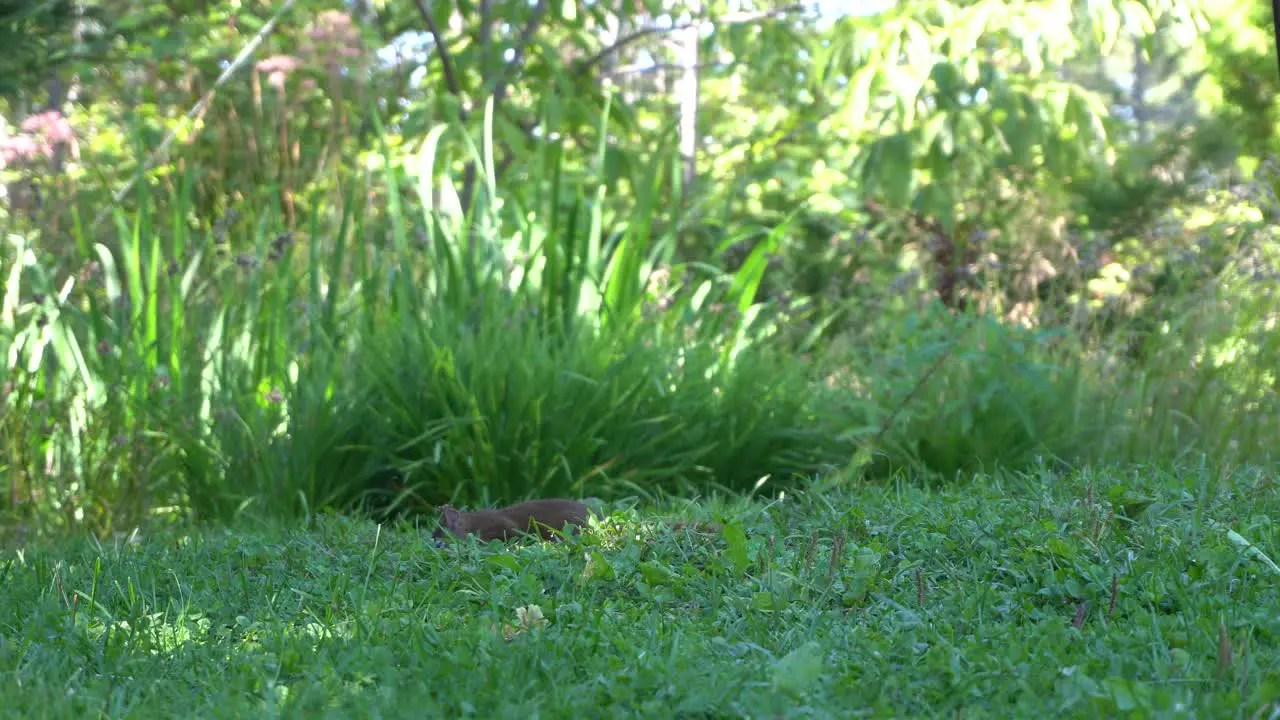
[485, 554, 522, 572]
[772, 641, 825, 695]
[581, 551, 616, 582]
[639, 561, 676, 586]
[723, 522, 750, 577]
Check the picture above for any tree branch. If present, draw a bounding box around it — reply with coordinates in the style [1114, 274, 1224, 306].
[474, 2, 802, 193]
[487, 0, 550, 109]
[478, 0, 493, 81]
[412, 0, 467, 122]
[458, 1, 805, 209]
[460, 0, 548, 215]
[576, 3, 810, 74]
[604, 60, 732, 77]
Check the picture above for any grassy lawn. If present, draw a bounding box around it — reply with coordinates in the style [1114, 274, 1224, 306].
[3, 465, 1277, 718]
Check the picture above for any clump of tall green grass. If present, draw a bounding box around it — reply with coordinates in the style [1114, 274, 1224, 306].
[334, 110, 867, 512]
[0, 108, 874, 537]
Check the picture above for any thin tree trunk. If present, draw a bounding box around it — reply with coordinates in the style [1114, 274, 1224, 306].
[676, 0, 701, 200]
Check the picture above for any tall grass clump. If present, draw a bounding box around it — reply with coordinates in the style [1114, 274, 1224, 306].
[823, 284, 1279, 483]
[818, 305, 1105, 480]
[1, 176, 387, 535]
[1090, 264, 1280, 463]
[344, 107, 867, 512]
[1061, 169, 1280, 467]
[1, 102, 875, 537]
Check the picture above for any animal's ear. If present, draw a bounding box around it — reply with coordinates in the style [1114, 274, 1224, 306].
[441, 505, 463, 533]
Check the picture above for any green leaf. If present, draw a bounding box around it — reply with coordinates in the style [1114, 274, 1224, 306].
[887, 65, 928, 127]
[921, 112, 952, 157]
[751, 591, 784, 611]
[1090, 0, 1123, 55]
[921, 183, 957, 235]
[869, 133, 914, 207]
[772, 641, 825, 695]
[603, 147, 627, 185]
[845, 65, 878, 131]
[639, 561, 677, 586]
[961, 53, 982, 85]
[951, 0, 998, 58]
[903, 19, 932, 76]
[723, 522, 750, 577]
[1067, 89, 1109, 146]
[728, 231, 779, 316]
[1021, 32, 1043, 76]
[1120, 0, 1155, 35]
[1045, 536, 1076, 560]
[1044, 84, 1071, 127]
[485, 554, 523, 572]
[930, 62, 964, 105]
[580, 551, 616, 582]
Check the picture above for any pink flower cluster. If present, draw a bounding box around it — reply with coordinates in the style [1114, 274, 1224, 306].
[307, 10, 363, 59]
[2, 111, 77, 166]
[256, 54, 304, 90]
[252, 11, 364, 91]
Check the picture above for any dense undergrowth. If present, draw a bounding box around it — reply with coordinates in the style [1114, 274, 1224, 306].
[2, 116, 1279, 540]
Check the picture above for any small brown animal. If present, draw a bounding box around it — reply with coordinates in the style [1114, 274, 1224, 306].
[432, 499, 599, 543]
[431, 498, 723, 543]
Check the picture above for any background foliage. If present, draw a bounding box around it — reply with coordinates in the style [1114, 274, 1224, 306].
[2, 0, 1279, 537]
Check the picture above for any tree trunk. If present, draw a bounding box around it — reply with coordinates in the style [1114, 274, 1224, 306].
[676, 0, 701, 200]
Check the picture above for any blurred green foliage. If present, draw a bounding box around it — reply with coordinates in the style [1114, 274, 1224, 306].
[1, 0, 1279, 537]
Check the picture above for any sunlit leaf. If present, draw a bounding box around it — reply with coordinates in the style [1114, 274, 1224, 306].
[844, 65, 879, 131]
[950, 0, 998, 58]
[903, 19, 932, 76]
[1121, 0, 1156, 35]
[1089, 0, 1123, 54]
[1044, 83, 1071, 127]
[921, 112, 952, 157]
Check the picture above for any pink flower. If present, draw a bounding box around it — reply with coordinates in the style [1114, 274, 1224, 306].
[255, 54, 302, 74]
[5, 110, 77, 166]
[1, 134, 46, 164]
[306, 10, 363, 61]
[256, 55, 303, 90]
[315, 10, 355, 36]
[21, 111, 75, 144]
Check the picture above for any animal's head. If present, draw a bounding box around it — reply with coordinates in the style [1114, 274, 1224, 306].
[431, 504, 464, 542]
